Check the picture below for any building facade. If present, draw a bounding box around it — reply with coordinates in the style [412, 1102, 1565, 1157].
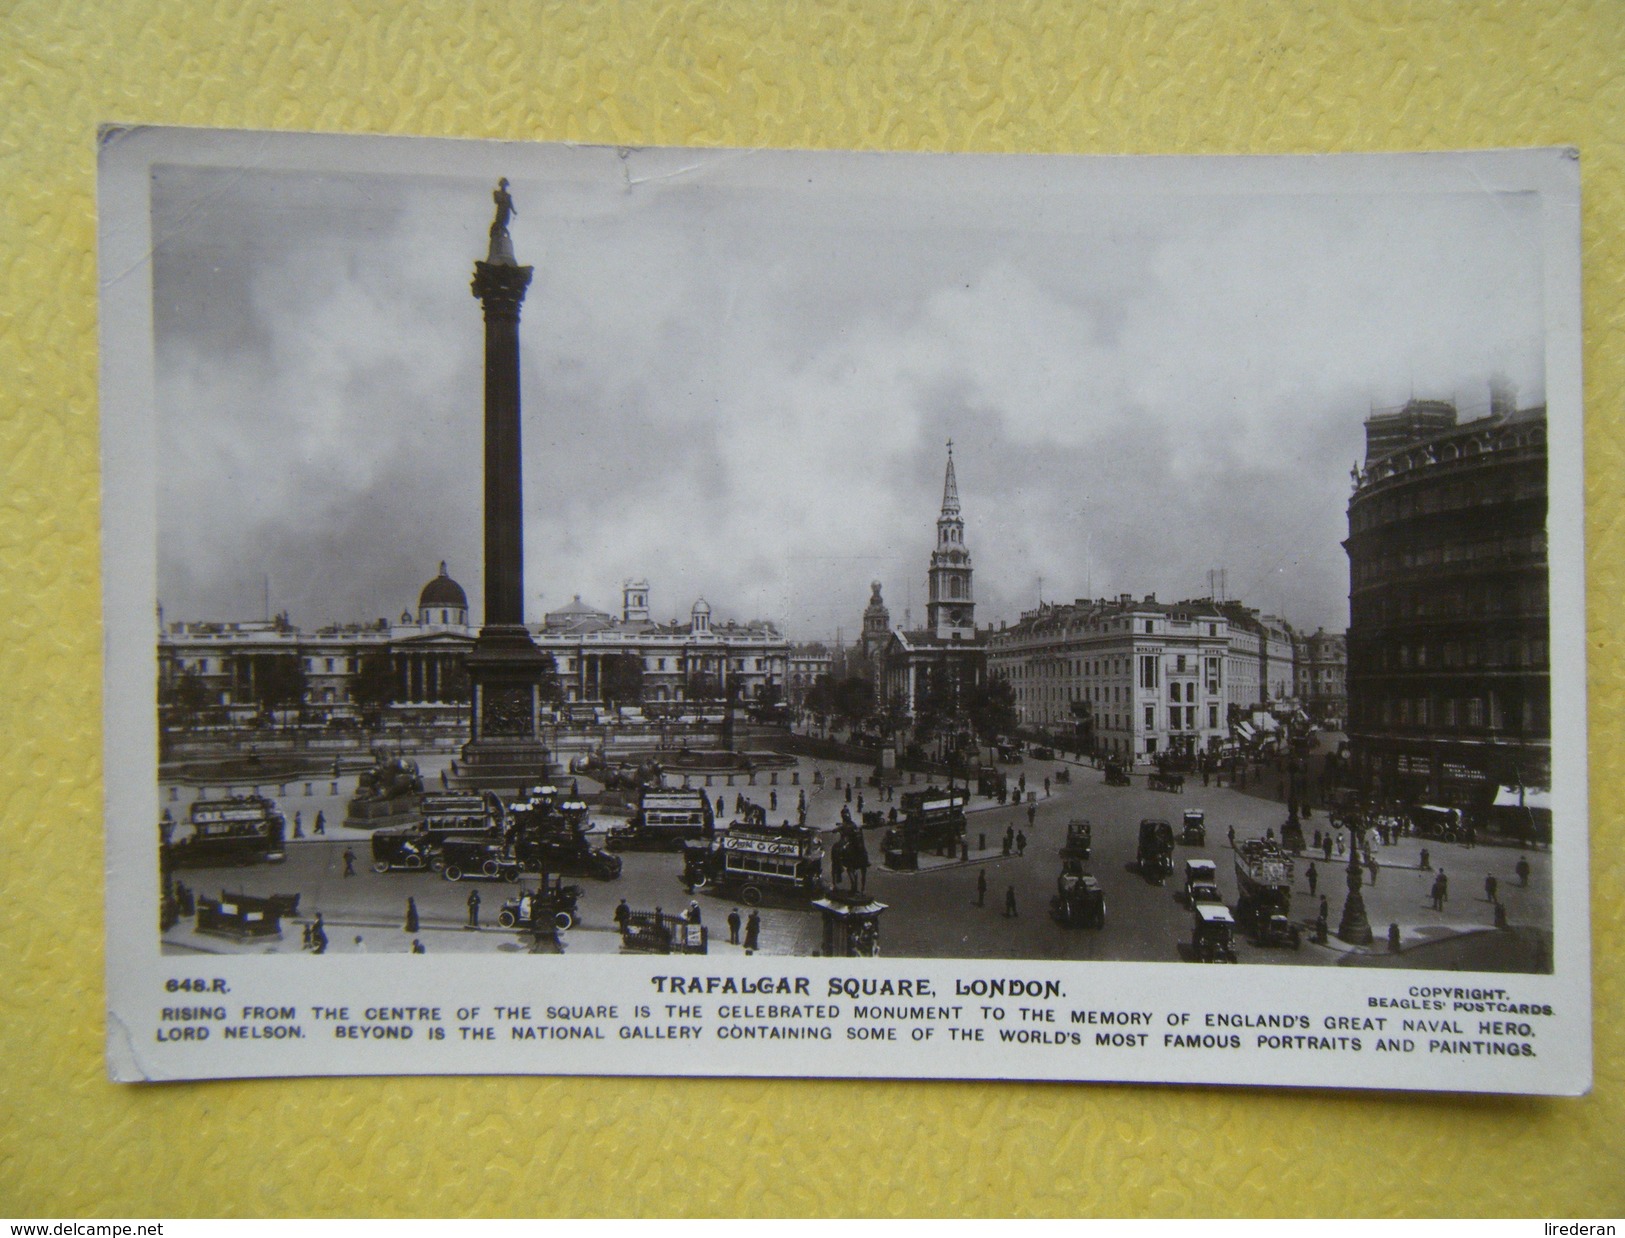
[1294, 628, 1347, 727]
[988, 595, 1233, 759]
[986, 595, 1315, 760]
[1344, 392, 1550, 807]
[159, 567, 790, 722]
[786, 642, 834, 710]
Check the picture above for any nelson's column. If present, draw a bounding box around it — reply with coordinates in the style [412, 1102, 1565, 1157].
[456, 178, 556, 790]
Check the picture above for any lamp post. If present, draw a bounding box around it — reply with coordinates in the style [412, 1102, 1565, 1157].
[1336, 823, 1374, 945]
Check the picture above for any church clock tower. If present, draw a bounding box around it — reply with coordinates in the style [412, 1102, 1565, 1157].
[926, 441, 975, 640]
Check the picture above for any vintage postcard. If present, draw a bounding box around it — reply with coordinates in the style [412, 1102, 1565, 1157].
[101, 128, 1589, 1092]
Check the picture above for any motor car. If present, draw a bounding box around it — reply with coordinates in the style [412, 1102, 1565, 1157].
[1191, 903, 1238, 962]
[1180, 810, 1206, 846]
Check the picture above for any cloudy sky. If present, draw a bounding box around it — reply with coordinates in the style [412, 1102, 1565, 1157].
[150, 141, 1546, 640]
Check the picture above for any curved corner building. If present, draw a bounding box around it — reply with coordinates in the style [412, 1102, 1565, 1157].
[1343, 393, 1550, 813]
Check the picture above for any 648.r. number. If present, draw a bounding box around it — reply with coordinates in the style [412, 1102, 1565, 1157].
[165, 977, 229, 993]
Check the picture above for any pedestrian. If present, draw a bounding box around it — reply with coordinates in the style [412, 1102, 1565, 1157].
[614, 898, 631, 934]
[1322, 835, 1333, 862]
[1429, 874, 1443, 911]
[889, 806, 898, 827]
[744, 909, 760, 951]
[1367, 855, 1379, 886]
[798, 788, 806, 811]
[1307, 862, 1318, 896]
[1318, 894, 1329, 923]
[1313, 828, 1322, 851]
[404, 897, 419, 933]
[727, 907, 742, 944]
[798, 806, 807, 827]
[654, 906, 665, 934]
[857, 791, 864, 814]
[977, 869, 988, 906]
[411, 938, 426, 954]
[1228, 824, 1236, 849]
[961, 839, 969, 862]
[313, 810, 326, 835]
[342, 847, 356, 877]
[845, 784, 852, 804]
[1485, 874, 1498, 904]
[292, 813, 303, 840]
[301, 922, 313, 949]
[1316, 910, 1328, 944]
[1420, 847, 1432, 871]
[1516, 855, 1531, 887]
[310, 914, 327, 954]
[770, 789, 778, 811]
[1004, 885, 1018, 918]
[1044, 777, 1051, 798]
[440, 769, 448, 789]
[687, 900, 702, 925]
[1027, 802, 1036, 829]
[1335, 833, 1345, 858]
[1438, 869, 1449, 905]
[466, 889, 481, 929]
[1016, 830, 1027, 857]
[717, 795, 725, 817]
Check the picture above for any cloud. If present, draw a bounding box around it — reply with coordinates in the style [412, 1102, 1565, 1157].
[151, 150, 1547, 640]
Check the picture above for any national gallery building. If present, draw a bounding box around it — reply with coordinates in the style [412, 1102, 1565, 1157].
[158, 565, 789, 724]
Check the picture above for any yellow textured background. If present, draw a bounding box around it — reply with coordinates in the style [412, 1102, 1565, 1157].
[2, 0, 1622, 1218]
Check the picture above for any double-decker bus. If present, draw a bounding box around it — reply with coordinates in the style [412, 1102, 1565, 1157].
[681, 820, 824, 905]
[162, 796, 287, 868]
[605, 788, 716, 851]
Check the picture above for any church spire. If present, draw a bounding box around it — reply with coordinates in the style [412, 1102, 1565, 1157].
[926, 439, 974, 639]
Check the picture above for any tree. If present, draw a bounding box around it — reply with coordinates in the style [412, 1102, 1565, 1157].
[349, 653, 397, 727]
[685, 670, 721, 703]
[251, 654, 307, 727]
[600, 654, 645, 709]
[158, 667, 211, 730]
[965, 674, 1017, 742]
[833, 676, 874, 728]
[534, 652, 560, 704]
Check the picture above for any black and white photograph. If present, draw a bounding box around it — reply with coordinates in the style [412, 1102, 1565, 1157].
[101, 129, 1589, 1092]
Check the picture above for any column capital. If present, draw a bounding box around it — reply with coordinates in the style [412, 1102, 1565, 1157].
[471, 261, 534, 319]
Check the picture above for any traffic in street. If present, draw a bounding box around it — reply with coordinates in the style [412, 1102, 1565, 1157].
[160, 749, 1552, 969]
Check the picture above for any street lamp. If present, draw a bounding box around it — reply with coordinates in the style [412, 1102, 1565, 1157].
[1336, 823, 1374, 945]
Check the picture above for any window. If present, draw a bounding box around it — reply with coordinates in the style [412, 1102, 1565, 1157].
[1144, 705, 1155, 730]
[1186, 706, 1196, 730]
[1169, 708, 1181, 731]
[1169, 683, 1181, 704]
[1208, 704, 1218, 729]
[1139, 655, 1159, 689]
[1145, 620, 1154, 634]
[1176, 654, 1186, 672]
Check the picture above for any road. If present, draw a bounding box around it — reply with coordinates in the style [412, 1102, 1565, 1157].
[161, 754, 1552, 969]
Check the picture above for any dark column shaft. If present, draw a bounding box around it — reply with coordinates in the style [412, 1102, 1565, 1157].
[472, 260, 534, 629]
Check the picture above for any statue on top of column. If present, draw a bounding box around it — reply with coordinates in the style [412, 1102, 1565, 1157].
[490, 178, 516, 237]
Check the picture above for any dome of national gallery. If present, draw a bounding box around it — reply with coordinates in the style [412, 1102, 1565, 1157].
[417, 562, 469, 625]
